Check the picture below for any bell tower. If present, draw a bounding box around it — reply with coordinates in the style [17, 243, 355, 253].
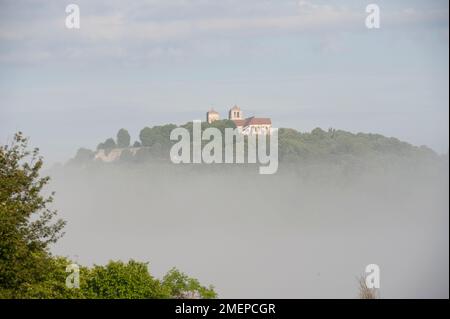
[228, 105, 243, 120]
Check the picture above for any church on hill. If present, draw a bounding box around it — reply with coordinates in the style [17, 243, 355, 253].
[206, 105, 272, 135]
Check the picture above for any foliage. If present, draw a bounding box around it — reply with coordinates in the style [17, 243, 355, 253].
[71, 148, 95, 164]
[117, 129, 131, 148]
[83, 260, 167, 299]
[0, 132, 66, 297]
[162, 268, 217, 299]
[5, 257, 87, 299]
[87, 122, 438, 165]
[103, 138, 116, 149]
[139, 124, 177, 148]
[277, 127, 437, 164]
[82, 261, 216, 299]
[97, 138, 116, 150]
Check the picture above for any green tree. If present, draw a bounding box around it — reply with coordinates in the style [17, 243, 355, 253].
[71, 148, 94, 163]
[97, 137, 116, 150]
[117, 129, 131, 148]
[162, 268, 217, 299]
[12, 257, 88, 299]
[0, 132, 65, 297]
[103, 138, 116, 149]
[139, 124, 177, 148]
[84, 260, 167, 299]
[207, 119, 236, 135]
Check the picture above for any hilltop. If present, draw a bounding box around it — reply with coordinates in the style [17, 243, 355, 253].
[68, 120, 443, 170]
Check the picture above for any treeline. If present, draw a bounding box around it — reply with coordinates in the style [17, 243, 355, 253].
[72, 120, 238, 163]
[71, 120, 441, 166]
[0, 133, 216, 299]
[277, 127, 438, 162]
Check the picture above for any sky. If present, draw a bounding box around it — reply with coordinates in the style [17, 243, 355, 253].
[0, 0, 449, 163]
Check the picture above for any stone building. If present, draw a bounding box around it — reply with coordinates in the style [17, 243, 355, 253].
[228, 105, 272, 135]
[206, 105, 272, 134]
[232, 116, 272, 135]
[206, 108, 220, 124]
[228, 105, 243, 121]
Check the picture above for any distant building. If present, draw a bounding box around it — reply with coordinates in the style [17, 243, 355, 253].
[228, 105, 272, 135]
[207, 105, 272, 134]
[206, 108, 220, 124]
[228, 105, 243, 121]
[232, 116, 272, 135]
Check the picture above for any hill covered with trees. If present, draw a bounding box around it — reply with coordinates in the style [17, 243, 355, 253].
[70, 121, 444, 170]
[56, 123, 448, 298]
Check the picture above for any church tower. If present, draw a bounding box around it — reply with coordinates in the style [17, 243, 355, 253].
[228, 105, 243, 120]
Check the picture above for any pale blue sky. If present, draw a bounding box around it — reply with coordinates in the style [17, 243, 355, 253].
[0, 0, 448, 163]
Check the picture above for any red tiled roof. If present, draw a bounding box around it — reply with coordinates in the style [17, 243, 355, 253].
[233, 119, 246, 127]
[246, 117, 272, 125]
[233, 116, 272, 127]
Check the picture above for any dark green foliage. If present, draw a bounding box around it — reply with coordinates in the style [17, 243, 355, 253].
[103, 138, 116, 149]
[5, 257, 86, 299]
[81, 123, 440, 168]
[117, 129, 131, 148]
[278, 127, 438, 164]
[80, 261, 216, 299]
[0, 132, 66, 297]
[1, 256, 217, 299]
[97, 138, 116, 150]
[71, 148, 95, 164]
[162, 268, 217, 299]
[139, 124, 177, 148]
[84, 260, 166, 299]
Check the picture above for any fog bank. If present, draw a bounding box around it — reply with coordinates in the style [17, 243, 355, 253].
[48, 160, 449, 298]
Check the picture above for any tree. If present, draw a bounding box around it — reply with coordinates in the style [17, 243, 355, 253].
[72, 148, 94, 163]
[0, 132, 65, 297]
[97, 138, 116, 150]
[12, 257, 87, 299]
[117, 129, 131, 148]
[139, 124, 177, 148]
[14, 258, 218, 299]
[162, 268, 217, 299]
[207, 119, 236, 135]
[84, 260, 167, 299]
[103, 138, 116, 149]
